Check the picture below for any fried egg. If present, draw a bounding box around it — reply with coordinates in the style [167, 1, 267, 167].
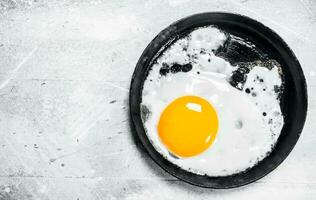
[141, 26, 284, 176]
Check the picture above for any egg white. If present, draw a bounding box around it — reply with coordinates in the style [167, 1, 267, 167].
[141, 26, 284, 176]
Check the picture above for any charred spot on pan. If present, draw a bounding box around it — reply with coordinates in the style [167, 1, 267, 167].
[215, 35, 266, 65]
[200, 48, 207, 54]
[188, 53, 199, 63]
[160, 63, 193, 76]
[170, 63, 182, 73]
[229, 69, 248, 89]
[238, 66, 250, 74]
[232, 70, 245, 82]
[229, 63, 252, 90]
[261, 59, 281, 70]
[159, 63, 170, 76]
[181, 63, 193, 72]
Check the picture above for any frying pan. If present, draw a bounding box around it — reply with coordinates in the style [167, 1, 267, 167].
[129, 12, 308, 188]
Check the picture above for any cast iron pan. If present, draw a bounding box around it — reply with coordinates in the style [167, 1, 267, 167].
[129, 12, 308, 188]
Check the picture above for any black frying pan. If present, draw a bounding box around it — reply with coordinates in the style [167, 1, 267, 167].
[129, 12, 307, 188]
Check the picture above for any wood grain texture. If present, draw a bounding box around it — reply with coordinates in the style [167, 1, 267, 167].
[0, 0, 315, 199]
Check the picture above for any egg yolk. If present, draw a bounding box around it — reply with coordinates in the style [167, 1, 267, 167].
[158, 96, 218, 157]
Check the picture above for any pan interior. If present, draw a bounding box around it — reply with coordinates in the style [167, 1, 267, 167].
[129, 12, 307, 188]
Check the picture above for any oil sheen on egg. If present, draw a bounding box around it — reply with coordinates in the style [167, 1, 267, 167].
[141, 26, 284, 176]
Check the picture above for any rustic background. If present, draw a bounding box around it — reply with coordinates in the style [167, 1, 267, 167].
[0, 0, 315, 199]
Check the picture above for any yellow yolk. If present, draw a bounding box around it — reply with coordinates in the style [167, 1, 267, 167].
[157, 96, 219, 157]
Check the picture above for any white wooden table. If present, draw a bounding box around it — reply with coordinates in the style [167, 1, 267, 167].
[0, 0, 315, 199]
